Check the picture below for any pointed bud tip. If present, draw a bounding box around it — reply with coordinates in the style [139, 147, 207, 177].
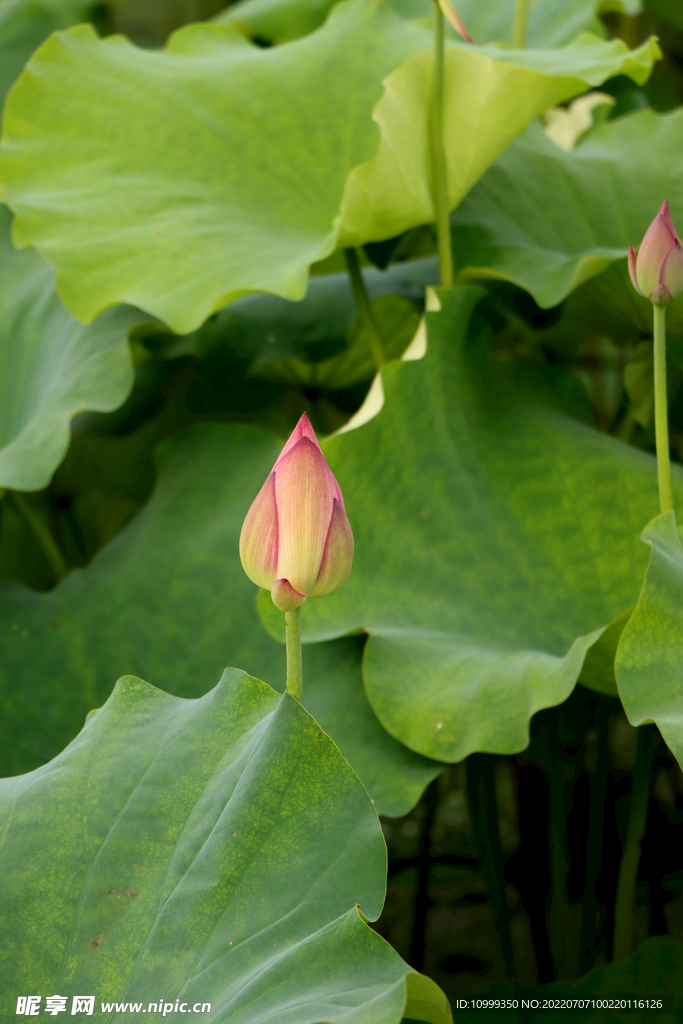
[275, 412, 322, 468]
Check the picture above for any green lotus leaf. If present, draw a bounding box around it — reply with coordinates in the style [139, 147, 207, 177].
[0, 668, 451, 1023]
[0, 423, 441, 815]
[0, 0, 658, 333]
[222, 0, 640, 48]
[615, 511, 683, 771]
[0, 0, 91, 107]
[260, 287, 683, 762]
[0, 205, 142, 492]
[0, 0, 431, 333]
[451, 109, 683, 310]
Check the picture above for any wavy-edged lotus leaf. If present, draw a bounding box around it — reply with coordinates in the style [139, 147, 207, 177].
[0, 668, 451, 1023]
[0, 0, 431, 333]
[0, 0, 658, 333]
[0, 0, 91, 106]
[615, 512, 683, 772]
[0, 423, 442, 815]
[260, 287, 683, 762]
[222, 0, 639, 47]
[0, 205, 142, 492]
[451, 109, 683, 310]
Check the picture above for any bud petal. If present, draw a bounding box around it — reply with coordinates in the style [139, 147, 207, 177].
[239, 472, 278, 589]
[660, 238, 683, 304]
[309, 498, 354, 597]
[628, 245, 642, 296]
[271, 578, 306, 612]
[631, 201, 683, 304]
[275, 436, 335, 595]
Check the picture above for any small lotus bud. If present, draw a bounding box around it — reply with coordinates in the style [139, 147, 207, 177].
[629, 201, 683, 306]
[240, 413, 354, 609]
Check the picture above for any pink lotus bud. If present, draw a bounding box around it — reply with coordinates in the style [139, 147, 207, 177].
[629, 201, 683, 306]
[239, 413, 354, 611]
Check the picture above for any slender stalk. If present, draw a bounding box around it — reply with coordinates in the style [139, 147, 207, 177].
[653, 304, 674, 515]
[545, 708, 576, 981]
[7, 490, 67, 582]
[613, 725, 655, 961]
[343, 248, 385, 369]
[513, 0, 528, 49]
[467, 754, 516, 979]
[579, 702, 611, 974]
[410, 777, 440, 972]
[285, 607, 302, 701]
[430, 0, 453, 289]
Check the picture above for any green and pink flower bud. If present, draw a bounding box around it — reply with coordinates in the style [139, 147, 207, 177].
[629, 201, 683, 306]
[239, 413, 354, 612]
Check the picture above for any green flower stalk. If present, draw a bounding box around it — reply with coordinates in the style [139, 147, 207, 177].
[430, 0, 471, 289]
[628, 200, 683, 515]
[240, 413, 354, 700]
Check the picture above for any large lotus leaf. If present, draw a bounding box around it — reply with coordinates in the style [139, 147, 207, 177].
[260, 287, 683, 763]
[0, 669, 451, 1023]
[451, 109, 683, 310]
[0, 0, 431, 333]
[222, 0, 639, 47]
[0, 0, 658, 334]
[0, 205, 142, 491]
[615, 512, 683, 772]
[0, 0, 90, 107]
[337, 33, 659, 247]
[0, 423, 441, 815]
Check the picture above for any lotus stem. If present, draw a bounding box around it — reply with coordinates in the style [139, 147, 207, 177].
[410, 777, 440, 971]
[579, 700, 611, 974]
[285, 607, 303, 701]
[344, 247, 385, 369]
[613, 724, 655, 960]
[653, 304, 674, 515]
[430, 0, 454, 289]
[513, 0, 528, 48]
[7, 490, 67, 583]
[467, 754, 516, 979]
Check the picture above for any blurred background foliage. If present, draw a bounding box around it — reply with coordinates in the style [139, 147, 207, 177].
[3, 0, 683, 1008]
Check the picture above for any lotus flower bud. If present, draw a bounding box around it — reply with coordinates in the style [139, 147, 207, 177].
[629, 201, 683, 306]
[239, 413, 354, 612]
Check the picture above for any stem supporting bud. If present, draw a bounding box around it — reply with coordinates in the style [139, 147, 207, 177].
[285, 607, 303, 701]
[653, 303, 674, 515]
